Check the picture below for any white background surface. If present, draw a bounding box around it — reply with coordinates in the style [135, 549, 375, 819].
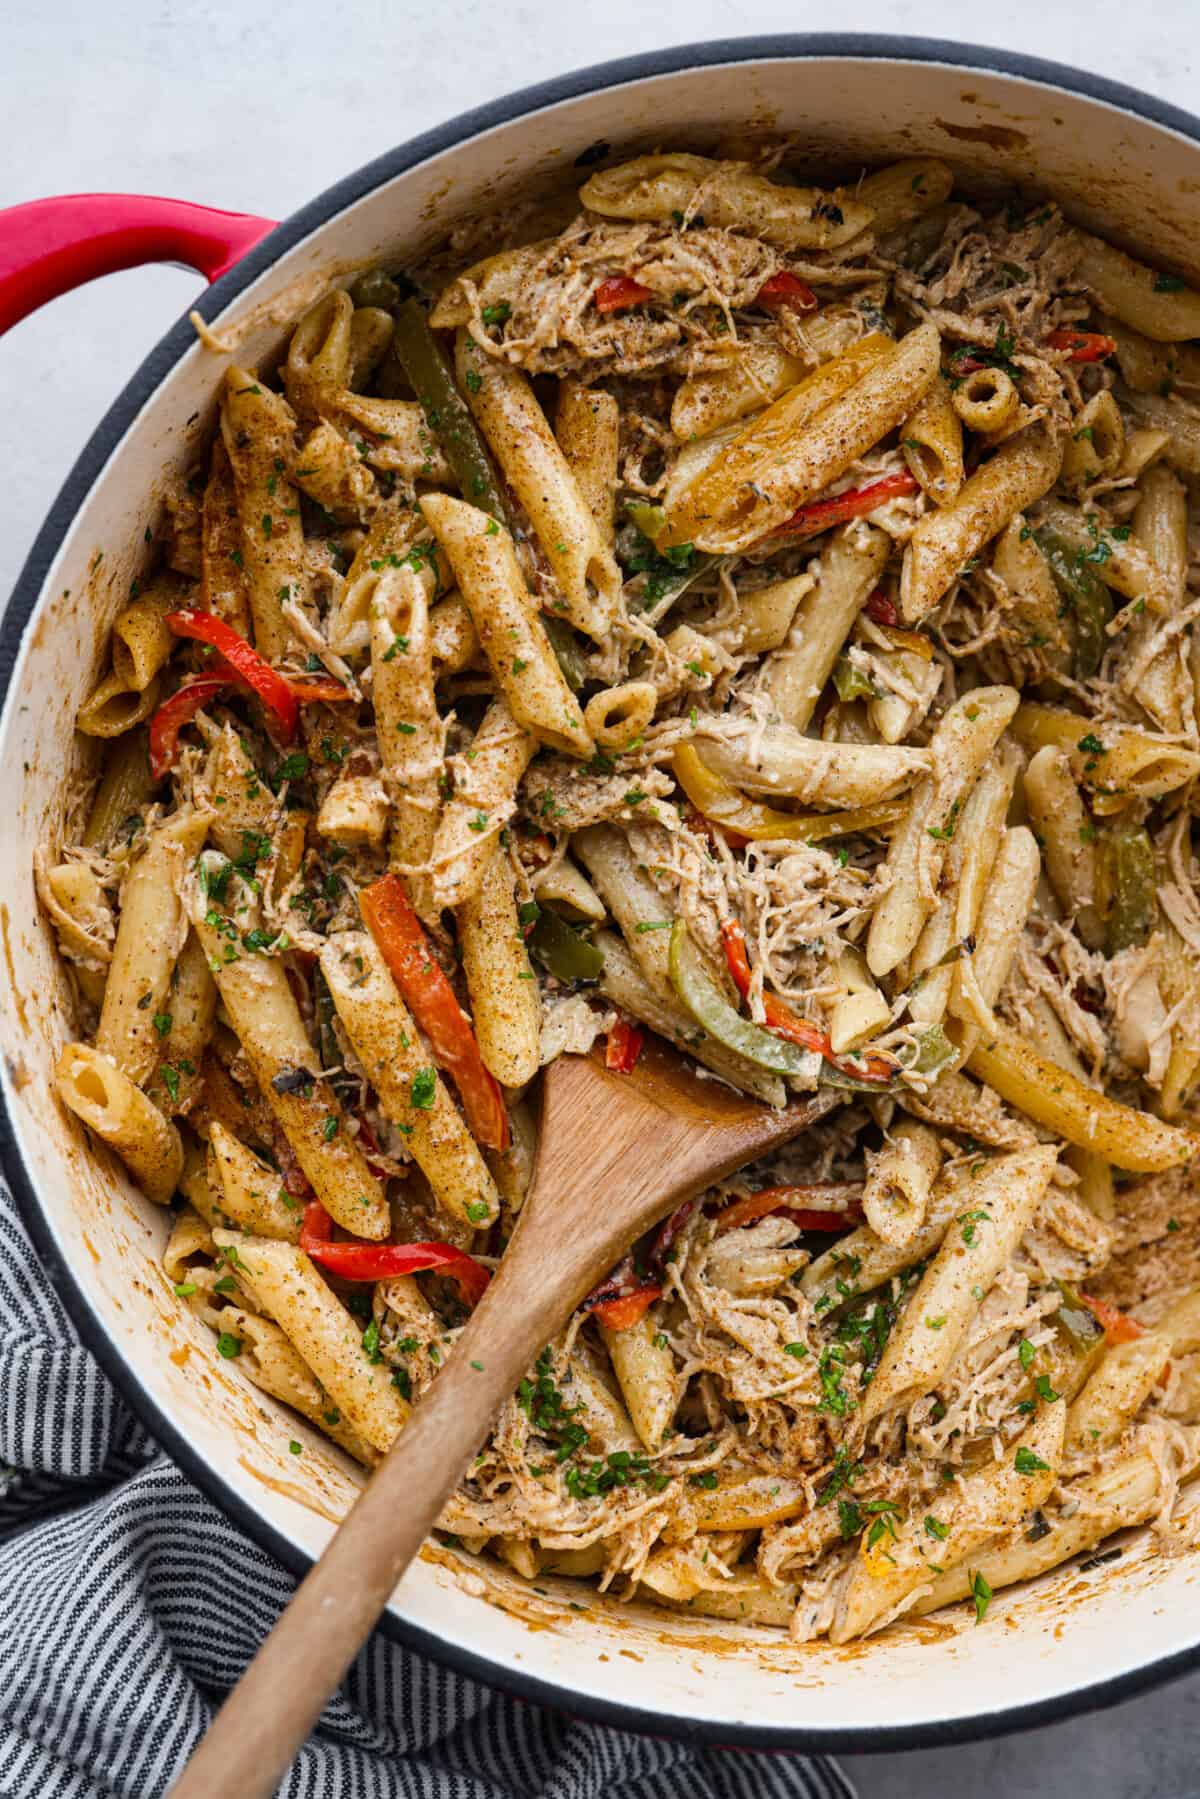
[3, 3, 1199, 1792]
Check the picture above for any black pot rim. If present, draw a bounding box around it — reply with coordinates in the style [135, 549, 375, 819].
[6, 31, 1200, 1756]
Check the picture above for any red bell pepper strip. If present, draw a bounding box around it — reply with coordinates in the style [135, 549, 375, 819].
[594, 275, 654, 314]
[285, 676, 355, 703]
[589, 1286, 662, 1330]
[756, 271, 817, 312]
[1045, 329, 1117, 363]
[864, 587, 900, 629]
[771, 470, 919, 542]
[164, 608, 300, 741]
[300, 1196, 489, 1306]
[273, 1124, 316, 1202]
[651, 1198, 696, 1268]
[1081, 1293, 1144, 1343]
[683, 804, 750, 851]
[715, 1184, 863, 1236]
[720, 919, 896, 1084]
[308, 1236, 491, 1307]
[605, 1016, 644, 1074]
[300, 1199, 334, 1247]
[350, 1112, 395, 1183]
[360, 873, 510, 1151]
[148, 675, 230, 779]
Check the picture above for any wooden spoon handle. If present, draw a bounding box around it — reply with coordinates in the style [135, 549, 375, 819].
[170, 1260, 563, 1799]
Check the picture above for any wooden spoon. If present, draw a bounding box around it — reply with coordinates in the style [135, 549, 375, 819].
[171, 1041, 838, 1798]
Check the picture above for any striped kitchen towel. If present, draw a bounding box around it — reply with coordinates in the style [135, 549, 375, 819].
[0, 1179, 853, 1799]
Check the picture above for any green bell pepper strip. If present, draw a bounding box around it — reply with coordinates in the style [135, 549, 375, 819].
[832, 657, 878, 703]
[1035, 527, 1113, 680]
[669, 921, 816, 1078]
[618, 504, 719, 625]
[543, 617, 588, 691]
[1102, 825, 1156, 956]
[389, 300, 508, 523]
[349, 268, 404, 311]
[528, 910, 605, 984]
[389, 302, 589, 698]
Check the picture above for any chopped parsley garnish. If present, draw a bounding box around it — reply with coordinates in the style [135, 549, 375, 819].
[410, 1066, 437, 1110]
[1014, 1446, 1050, 1475]
[969, 1568, 993, 1623]
[817, 1344, 853, 1416]
[958, 1208, 992, 1247]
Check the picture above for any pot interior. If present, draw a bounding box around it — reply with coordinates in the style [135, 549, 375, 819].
[5, 45, 1200, 1742]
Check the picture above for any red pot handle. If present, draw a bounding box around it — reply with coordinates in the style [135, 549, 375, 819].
[0, 194, 278, 335]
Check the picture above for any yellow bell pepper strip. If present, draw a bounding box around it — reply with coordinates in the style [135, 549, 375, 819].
[673, 743, 905, 843]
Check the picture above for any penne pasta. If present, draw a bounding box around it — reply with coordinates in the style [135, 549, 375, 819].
[580, 153, 873, 248]
[952, 366, 1020, 436]
[188, 862, 390, 1238]
[216, 1231, 407, 1454]
[428, 698, 535, 912]
[901, 376, 964, 506]
[831, 1403, 1064, 1642]
[1067, 228, 1200, 341]
[456, 331, 620, 637]
[1023, 746, 1103, 946]
[370, 563, 443, 921]
[698, 724, 930, 812]
[207, 1120, 303, 1241]
[600, 1310, 677, 1451]
[219, 366, 309, 658]
[555, 381, 619, 545]
[456, 847, 541, 1090]
[860, 1145, 1058, 1425]
[96, 811, 208, 1086]
[967, 1024, 1200, 1171]
[320, 932, 502, 1228]
[866, 686, 1019, 978]
[861, 1119, 943, 1248]
[56, 1043, 183, 1203]
[420, 492, 593, 757]
[666, 327, 938, 553]
[900, 424, 1063, 622]
[913, 1448, 1169, 1617]
[854, 158, 954, 235]
[766, 524, 890, 728]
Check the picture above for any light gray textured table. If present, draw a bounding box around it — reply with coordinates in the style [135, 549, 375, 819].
[3, 5, 1199, 1792]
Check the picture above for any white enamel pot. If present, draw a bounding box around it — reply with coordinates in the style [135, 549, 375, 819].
[4, 34, 1200, 1753]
